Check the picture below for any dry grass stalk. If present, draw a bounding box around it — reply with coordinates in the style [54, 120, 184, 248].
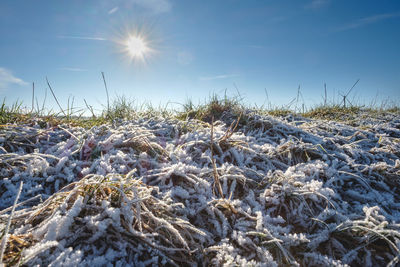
[101, 72, 110, 116]
[210, 117, 224, 198]
[46, 77, 66, 117]
[0, 181, 23, 265]
[219, 112, 242, 143]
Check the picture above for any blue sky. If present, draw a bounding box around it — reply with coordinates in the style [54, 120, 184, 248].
[0, 0, 399, 113]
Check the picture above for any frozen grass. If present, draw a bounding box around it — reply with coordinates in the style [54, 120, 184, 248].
[0, 91, 400, 266]
[1, 89, 398, 128]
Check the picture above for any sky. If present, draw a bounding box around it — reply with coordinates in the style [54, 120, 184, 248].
[0, 0, 400, 113]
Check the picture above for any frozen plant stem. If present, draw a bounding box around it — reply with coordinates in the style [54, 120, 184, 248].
[0, 181, 23, 264]
[84, 99, 96, 118]
[0, 194, 41, 216]
[101, 72, 110, 116]
[210, 117, 224, 198]
[31, 82, 35, 113]
[46, 77, 66, 116]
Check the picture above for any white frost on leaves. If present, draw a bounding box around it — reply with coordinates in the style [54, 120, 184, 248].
[1, 111, 400, 265]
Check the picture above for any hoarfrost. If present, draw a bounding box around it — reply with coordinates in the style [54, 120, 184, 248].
[1, 111, 400, 265]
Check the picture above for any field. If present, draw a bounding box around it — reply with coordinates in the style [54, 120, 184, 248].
[1, 97, 400, 266]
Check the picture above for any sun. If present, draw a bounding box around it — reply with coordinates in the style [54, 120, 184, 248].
[119, 32, 155, 64]
[126, 35, 148, 59]
[112, 25, 158, 65]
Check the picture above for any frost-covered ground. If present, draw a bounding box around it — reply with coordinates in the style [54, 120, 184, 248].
[1, 110, 400, 266]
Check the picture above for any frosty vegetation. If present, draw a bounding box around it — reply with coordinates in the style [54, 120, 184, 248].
[0, 108, 400, 266]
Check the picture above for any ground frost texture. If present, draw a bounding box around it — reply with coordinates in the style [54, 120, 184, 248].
[1, 111, 400, 266]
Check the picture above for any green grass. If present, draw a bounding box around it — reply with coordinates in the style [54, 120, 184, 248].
[1, 89, 399, 129]
[303, 105, 362, 120]
[177, 93, 247, 124]
[303, 104, 400, 123]
[2, 74, 399, 127]
[0, 99, 25, 125]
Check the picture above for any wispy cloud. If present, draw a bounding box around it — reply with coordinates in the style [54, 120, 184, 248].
[336, 12, 400, 31]
[305, 0, 330, 10]
[58, 35, 107, 41]
[199, 74, 238, 81]
[108, 6, 119, 15]
[59, 67, 88, 72]
[130, 0, 171, 14]
[177, 51, 194, 65]
[0, 67, 28, 90]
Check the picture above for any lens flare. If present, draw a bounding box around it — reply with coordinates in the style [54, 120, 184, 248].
[125, 35, 148, 59]
[112, 23, 159, 66]
[113, 29, 156, 65]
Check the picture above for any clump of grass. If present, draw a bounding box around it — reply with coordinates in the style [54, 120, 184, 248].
[386, 106, 400, 113]
[177, 93, 248, 126]
[303, 105, 362, 120]
[1, 174, 206, 265]
[0, 99, 27, 125]
[266, 108, 293, 117]
[102, 95, 137, 121]
[303, 103, 400, 123]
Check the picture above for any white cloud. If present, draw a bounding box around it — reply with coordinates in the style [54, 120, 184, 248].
[59, 67, 88, 72]
[130, 0, 171, 14]
[58, 35, 107, 41]
[108, 6, 119, 15]
[336, 12, 400, 31]
[305, 0, 330, 10]
[0, 67, 28, 90]
[199, 74, 238, 81]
